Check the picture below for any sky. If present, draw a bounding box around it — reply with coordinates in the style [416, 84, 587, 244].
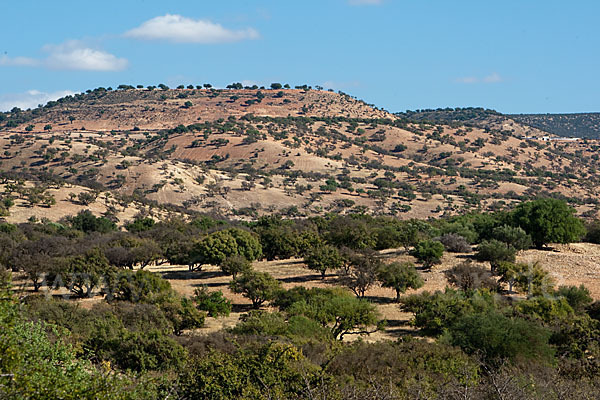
[1, 0, 599, 114]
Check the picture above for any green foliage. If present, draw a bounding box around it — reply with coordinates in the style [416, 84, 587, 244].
[475, 239, 516, 272]
[70, 210, 116, 233]
[178, 343, 319, 400]
[51, 248, 114, 297]
[220, 255, 252, 279]
[491, 224, 533, 250]
[303, 244, 342, 278]
[230, 311, 330, 340]
[125, 217, 155, 233]
[1, 294, 164, 398]
[510, 198, 585, 248]
[194, 228, 262, 266]
[229, 271, 281, 308]
[377, 261, 424, 301]
[401, 288, 498, 335]
[496, 261, 553, 296]
[555, 285, 593, 313]
[410, 239, 444, 269]
[287, 289, 380, 340]
[194, 287, 232, 317]
[445, 310, 554, 364]
[104, 270, 204, 334]
[444, 261, 498, 292]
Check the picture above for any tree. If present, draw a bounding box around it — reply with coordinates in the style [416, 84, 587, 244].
[444, 261, 498, 292]
[475, 240, 516, 273]
[70, 210, 116, 233]
[410, 240, 444, 270]
[52, 249, 114, 298]
[229, 271, 281, 308]
[377, 261, 424, 301]
[220, 255, 252, 278]
[555, 285, 593, 313]
[338, 250, 382, 298]
[270, 83, 283, 90]
[510, 198, 585, 248]
[491, 225, 532, 250]
[448, 310, 554, 364]
[288, 290, 380, 340]
[193, 287, 232, 317]
[303, 244, 342, 279]
[43, 124, 52, 131]
[437, 233, 471, 253]
[194, 228, 262, 266]
[496, 261, 553, 295]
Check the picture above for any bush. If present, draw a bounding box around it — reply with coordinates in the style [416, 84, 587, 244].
[229, 271, 281, 308]
[303, 244, 342, 279]
[220, 255, 252, 278]
[410, 240, 444, 269]
[475, 239, 516, 273]
[377, 261, 424, 301]
[437, 233, 471, 253]
[555, 285, 593, 313]
[194, 228, 262, 266]
[446, 310, 554, 364]
[510, 199, 585, 248]
[491, 225, 532, 250]
[444, 261, 499, 292]
[194, 287, 232, 317]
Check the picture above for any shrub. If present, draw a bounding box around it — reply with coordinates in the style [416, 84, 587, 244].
[194, 287, 232, 317]
[229, 271, 281, 308]
[510, 198, 585, 248]
[410, 240, 444, 269]
[220, 255, 252, 278]
[446, 310, 554, 364]
[491, 225, 532, 250]
[444, 261, 499, 292]
[437, 233, 471, 253]
[303, 244, 342, 279]
[475, 240, 516, 273]
[377, 261, 424, 301]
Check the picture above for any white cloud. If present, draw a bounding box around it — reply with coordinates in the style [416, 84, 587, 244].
[0, 41, 128, 72]
[483, 72, 502, 83]
[456, 72, 503, 84]
[0, 89, 75, 112]
[0, 55, 39, 67]
[349, 0, 383, 5]
[124, 14, 259, 43]
[43, 40, 128, 71]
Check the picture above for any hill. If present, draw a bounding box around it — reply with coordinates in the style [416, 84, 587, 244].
[0, 87, 599, 224]
[510, 112, 600, 138]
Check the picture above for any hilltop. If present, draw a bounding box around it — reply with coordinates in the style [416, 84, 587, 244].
[0, 86, 599, 224]
[511, 112, 600, 139]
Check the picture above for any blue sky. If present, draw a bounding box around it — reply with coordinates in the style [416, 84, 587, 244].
[1, 0, 598, 114]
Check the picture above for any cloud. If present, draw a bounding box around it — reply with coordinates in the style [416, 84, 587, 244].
[483, 72, 502, 83]
[0, 55, 39, 67]
[455, 72, 503, 84]
[0, 89, 75, 112]
[0, 41, 128, 72]
[349, 0, 383, 5]
[43, 40, 128, 71]
[124, 14, 259, 43]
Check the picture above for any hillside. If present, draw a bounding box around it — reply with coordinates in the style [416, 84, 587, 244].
[1, 87, 599, 224]
[511, 112, 600, 139]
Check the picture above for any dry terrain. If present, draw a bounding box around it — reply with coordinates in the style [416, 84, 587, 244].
[11, 242, 600, 342]
[0, 87, 599, 226]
